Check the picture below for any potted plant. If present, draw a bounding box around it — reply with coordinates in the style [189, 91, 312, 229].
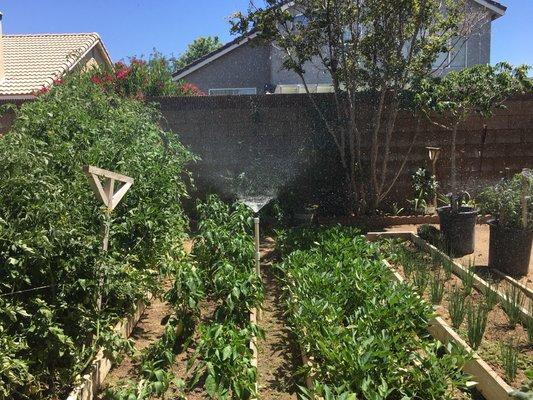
[479, 170, 532, 276]
[437, 192, 478, 256]
[419, 63, 531, 256]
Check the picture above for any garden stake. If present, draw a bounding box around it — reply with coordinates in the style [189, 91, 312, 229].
[83, 165, 134, 309]
[254, 217, 262, 320]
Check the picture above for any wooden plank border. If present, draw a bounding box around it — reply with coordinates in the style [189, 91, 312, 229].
[250, 307, 259, 397]
[368, 232, 521, 400]
[66, 296, 151, 400]
[408, 233, 532, 326]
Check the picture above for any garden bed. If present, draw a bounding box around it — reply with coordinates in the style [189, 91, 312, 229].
[67, 297, 150, 400]
[277, 227, 474, 399]
[368, 231, 533, 400]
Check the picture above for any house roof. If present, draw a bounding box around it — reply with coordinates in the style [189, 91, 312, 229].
[0, 33, 112, 97]
[173, 0, 506, 81]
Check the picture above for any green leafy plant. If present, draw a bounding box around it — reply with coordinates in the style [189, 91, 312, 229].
[500, 341, 519, 383]
[442, 258, 454, 281]
[279, 228, 470, 398]
[429, 272, 445, 305]
[501, 284, 525, 328]
[462, 264, 476, 297]
[479, 171, 533, 229]
[0, 71, 194, 399]
[466, 301, 488, 350]
[188, 322, 259, 400]
[413, 264, 429, 296]
[409, 168, 438, 215]
[448, 285, 467, 329]
[484, 280, 499, 311]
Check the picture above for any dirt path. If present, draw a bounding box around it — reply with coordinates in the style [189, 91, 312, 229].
[97, 294, 171, 398]
[257, 239, 300, 400]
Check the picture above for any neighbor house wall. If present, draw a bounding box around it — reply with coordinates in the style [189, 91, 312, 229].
[181, 41, 272, 95]
[152, 93, 533, 211]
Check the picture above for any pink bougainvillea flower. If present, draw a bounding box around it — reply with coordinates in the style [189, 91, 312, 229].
[115, 68, 130, 80]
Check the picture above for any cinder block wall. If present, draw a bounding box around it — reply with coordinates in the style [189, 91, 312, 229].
[152, 93, 533, 208]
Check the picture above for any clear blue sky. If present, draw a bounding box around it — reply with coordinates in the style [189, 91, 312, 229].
[1, 0, 532, 67]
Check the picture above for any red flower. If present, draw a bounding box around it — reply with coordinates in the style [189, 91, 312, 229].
[35, 86, 49, 95]
[53, 78, 63, 85]
[90, 75, 102, 84]
[104, 74, 114, 82]
[115, 68, 130, 80]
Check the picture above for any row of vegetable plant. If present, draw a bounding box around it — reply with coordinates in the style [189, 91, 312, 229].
[277, 227, 471, 399]
[187, 195, 263, 400]
[104, 195, 263, 400]
[0, 72, 195, 400]
[380, 239, 533, 390]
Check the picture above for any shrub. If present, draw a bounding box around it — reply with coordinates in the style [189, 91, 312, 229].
[479, 171, 533, 229]
[90, 50, 204, 99]
[0, 72, 194, 399]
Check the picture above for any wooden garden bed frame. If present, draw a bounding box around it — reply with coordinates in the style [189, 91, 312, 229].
[366, 231, 533, 400]
[66, 297, 151, 400]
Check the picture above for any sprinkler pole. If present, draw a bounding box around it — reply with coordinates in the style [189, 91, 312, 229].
[254, 217, 262, 320]
[254, 217, 260, 277]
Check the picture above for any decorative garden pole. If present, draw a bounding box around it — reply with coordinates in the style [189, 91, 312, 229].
[83, 165, 134, 309]
[426, 147, 441, 210]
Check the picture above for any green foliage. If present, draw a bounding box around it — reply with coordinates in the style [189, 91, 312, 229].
[462, 265, 476, 297]
[484, 281, 499, 312]
[500, 341, 519, 383]
[232, 0, 472, 210]
[478, 171, 533, 229]
[91, 50, 204, 98]
[448, 285, 467, 329]
[418, 225, 443, 249]
[501, 284, 525, 328]
[188, 322, 259, 400]
[280, 228, 470, 399]
[185, 196, 263, 399]
[173, 37, 222, 70]
[466, 301, 488, 350]
[409, 168, 438, 214]
[511, 369, 533, 399]
[429, 272, 445, 305]
[0, 73, 194, 399]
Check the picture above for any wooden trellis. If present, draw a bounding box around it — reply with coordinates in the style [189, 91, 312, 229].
[83, 165, 134, 308]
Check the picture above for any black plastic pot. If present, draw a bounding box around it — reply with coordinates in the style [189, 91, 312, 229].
[488, 220, 532, 276]
[437, 206, 478, 257]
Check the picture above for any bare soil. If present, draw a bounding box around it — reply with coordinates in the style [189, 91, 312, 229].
[257, 238, 300, 400]
[384, 224, 533, 289]
[389, 242, 533, 389]
[96, 293, 172, 398]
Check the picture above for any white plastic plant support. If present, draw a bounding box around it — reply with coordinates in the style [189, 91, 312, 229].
[83, 165, 133, 308]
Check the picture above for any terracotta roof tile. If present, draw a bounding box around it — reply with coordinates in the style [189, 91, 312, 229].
[0, 33, 111, 96]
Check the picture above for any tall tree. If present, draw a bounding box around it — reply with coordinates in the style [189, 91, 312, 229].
[232, 0, 487, 212]
[419, 63, 531, 192]
[174, 36, 222, 69]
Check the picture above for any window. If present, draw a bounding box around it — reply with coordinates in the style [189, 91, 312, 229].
[208, 88, 258, 96]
